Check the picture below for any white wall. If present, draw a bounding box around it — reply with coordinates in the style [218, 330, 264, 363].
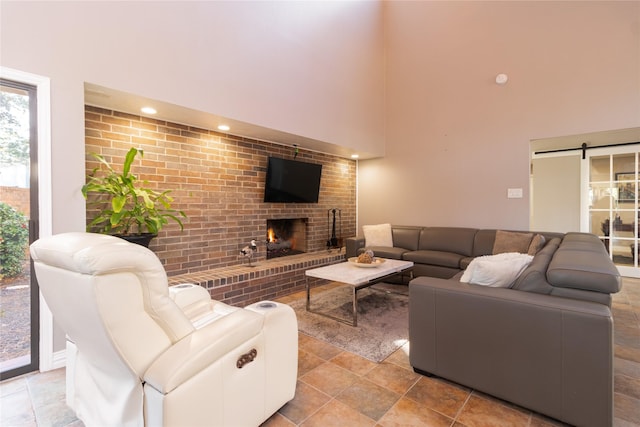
[359, 1, 640, 231]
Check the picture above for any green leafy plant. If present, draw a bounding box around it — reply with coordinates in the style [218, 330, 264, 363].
[82, 147, 186, 236]
[0, 202, 29, 279]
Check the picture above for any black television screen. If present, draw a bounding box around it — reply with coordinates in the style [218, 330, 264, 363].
[264, 157, 322, 203]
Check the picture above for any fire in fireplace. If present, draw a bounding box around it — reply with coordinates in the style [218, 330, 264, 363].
[266, 218, 307, 259]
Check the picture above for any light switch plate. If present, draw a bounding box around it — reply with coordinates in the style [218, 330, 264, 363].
[507, 188, 523, 198]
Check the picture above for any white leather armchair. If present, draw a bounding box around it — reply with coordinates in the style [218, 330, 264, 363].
[30, 232, 298, 427]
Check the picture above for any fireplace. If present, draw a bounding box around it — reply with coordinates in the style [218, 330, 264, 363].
[266, 218, 307, 259]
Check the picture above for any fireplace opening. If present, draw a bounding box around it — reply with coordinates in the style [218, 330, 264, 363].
[266, 218, 307, 259]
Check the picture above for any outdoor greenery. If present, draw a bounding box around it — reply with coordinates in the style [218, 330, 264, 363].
[0, 202, 29, 279]
[0, 89, 29, 167]
[82, 147, 186, 236]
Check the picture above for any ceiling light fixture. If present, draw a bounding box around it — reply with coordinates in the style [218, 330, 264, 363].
[218, 125, 230, 131]
[351, 154, 359, 159]
[140, 106, 157, 115]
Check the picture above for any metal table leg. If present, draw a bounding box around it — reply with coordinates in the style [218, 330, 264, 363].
[352, 287, 358, 327]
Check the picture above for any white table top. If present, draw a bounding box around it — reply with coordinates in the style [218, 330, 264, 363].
[305, 258, 414, 286]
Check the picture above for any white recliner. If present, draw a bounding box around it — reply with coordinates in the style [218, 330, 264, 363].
[30, 232, 298, 427]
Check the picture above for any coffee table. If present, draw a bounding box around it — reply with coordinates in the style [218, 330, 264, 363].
[304, 258, 414, 326]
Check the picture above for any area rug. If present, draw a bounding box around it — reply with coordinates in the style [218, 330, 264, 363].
[289, 283, 409, 362]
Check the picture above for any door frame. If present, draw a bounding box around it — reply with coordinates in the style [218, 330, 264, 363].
[0, 66, 54, 371]
[581, 144, 640, 278]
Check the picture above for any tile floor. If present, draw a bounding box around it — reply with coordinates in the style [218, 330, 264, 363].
[1, 279, 639, 427]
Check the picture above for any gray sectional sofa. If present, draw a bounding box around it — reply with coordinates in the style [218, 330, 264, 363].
[345, 226, 622, 427]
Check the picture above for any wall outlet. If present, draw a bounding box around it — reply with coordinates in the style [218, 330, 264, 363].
[507, 188, 523, 199]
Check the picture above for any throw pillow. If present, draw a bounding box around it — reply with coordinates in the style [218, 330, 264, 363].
[527, 234, 546, 255]
[493, 230, 534, 254]
[461, 252, 534, 288]
[362, 223, 393, 247]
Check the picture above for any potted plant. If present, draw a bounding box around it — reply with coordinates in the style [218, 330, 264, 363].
[82, 147, 186, 247]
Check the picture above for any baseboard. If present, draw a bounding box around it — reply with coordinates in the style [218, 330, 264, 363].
[50, 349, 66, 370]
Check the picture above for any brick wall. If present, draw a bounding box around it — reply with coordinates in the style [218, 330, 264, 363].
[0, 186, 30, 217]
[85, 106, 357, 277]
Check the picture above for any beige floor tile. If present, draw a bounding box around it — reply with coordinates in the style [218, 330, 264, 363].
[261, 412, 297, 426]
[278, 381, 331, 425]
[0, 386, 36, 426]
[336, 377, 400, 421]
[383, 343, 412, 370]
[616, 344, 640, 364]
[298, 348, 325, 377]
[26, 369, 66, 408]
[404, 376, 470, 419]
[615, 391, 640, 425]
[364, 362, 420, 395]
[0, 376, 27, 398]
[616, 324, 640, 349]
[330, 351, 378, 377]
[616, 374, 640, 400]
[298, 334, 342, 361]
[300, 361, 359, 397]
[377, 396, 453, 427]
[300, 399, 376, 427]
[456, 394, 531, 427]
[32, 400, 78, 427]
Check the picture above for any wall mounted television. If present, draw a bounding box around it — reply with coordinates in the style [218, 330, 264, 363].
[264, 157, 322, 203]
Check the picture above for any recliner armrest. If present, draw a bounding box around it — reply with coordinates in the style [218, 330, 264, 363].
[144, 309, 263, 393]
[169, 283, 238, 328]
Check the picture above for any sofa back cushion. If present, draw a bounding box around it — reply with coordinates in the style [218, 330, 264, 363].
[392, 226, 422, 251]
[472, 230, 498, 257]
[418, 227, 478, 257]
[473, 230, 565, 257]
[492, 230, 535, 254]
[511, 237, 560, 293]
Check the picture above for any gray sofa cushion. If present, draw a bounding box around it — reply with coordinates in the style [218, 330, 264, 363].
[403, 250, 464, 269]
[391, 226, 422, 251]
[472, 229, 498, 257]
[472, 229, 565, 257]
[418, 227, 478, 257]
[362, 246, 407, 260]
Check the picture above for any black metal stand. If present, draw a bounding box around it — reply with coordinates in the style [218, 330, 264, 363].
[326, 208, 342, 251]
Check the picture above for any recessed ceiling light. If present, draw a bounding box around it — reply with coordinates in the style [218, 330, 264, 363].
[218, 125, 230, 131]
[141, 107, 157, 114]
[351, 154, 360, 159]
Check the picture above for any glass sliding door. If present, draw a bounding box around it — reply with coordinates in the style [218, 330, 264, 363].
[0, 79, 39, 379]
[586, 147, 640, 277]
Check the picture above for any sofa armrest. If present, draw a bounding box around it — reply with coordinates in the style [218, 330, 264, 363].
[547, 233, 621, 294]
[144, 309, 263, 393]
[346, 236, 365, 258]
[409, 277, 613, 427]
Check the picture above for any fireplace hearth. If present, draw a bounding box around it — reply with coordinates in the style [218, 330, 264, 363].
[266, 218, 307, 259]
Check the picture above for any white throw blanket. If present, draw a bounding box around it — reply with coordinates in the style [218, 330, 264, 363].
[460, 252, 533, 288]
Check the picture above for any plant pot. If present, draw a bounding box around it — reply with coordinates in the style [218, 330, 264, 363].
[115, 233, 157, 248]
